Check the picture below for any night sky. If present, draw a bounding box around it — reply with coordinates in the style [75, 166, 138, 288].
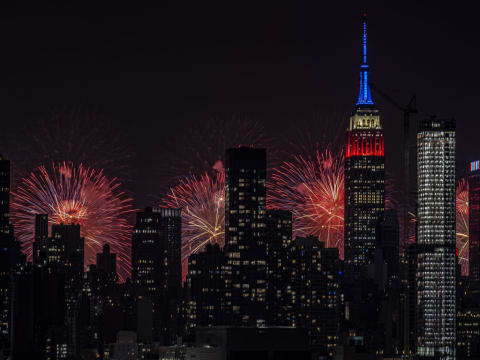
[0, 3, 478, 206]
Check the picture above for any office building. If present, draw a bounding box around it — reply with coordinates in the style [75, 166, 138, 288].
[289, 236, 340, 357]
[131, 207, 181, 344]
[416, 118, 456, 359]
[224, 146, 267, 326]
[186, 243, 227, 329]
[344, 17, 385, 283]
[265, 209, 292, 326]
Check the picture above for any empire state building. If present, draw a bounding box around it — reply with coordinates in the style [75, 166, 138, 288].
[344, 16, 385, 282]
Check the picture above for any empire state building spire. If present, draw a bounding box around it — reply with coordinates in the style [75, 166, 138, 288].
[356, 14, 374, 106]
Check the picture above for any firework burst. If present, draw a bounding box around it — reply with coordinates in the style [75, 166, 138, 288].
[11, 162, 135, 281]
[269, 149, 345, 257]
[2, 107, 133, 186]
[159, 116, 278, 196]
[457, 178, 469, 274]
[163, 170, 225, 280]
[163, 169, 225, 278]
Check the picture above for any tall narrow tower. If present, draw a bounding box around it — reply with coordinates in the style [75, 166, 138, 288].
[416, 118, 456, 359]
[344, 16, 385, 282]
[225, 146, 267, 326]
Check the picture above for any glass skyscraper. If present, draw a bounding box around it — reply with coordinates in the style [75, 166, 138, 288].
[416, 118, 456, 359]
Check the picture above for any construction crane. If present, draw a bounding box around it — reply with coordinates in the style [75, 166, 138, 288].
[369, 82, 417, 248]
[369, 82, 417, 356]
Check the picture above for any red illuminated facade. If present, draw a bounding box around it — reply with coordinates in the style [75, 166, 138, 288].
[346, 130, 384, 158]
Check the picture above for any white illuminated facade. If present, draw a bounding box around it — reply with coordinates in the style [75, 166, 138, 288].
[416, 118, 456, 359]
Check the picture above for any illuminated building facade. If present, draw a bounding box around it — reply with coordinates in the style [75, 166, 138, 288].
[225, 146, 267, 326]
[186, 243, 226, 329]
[265, 209, 292, 326]
[344, 17, 385, 282]
[457, 309, 480, 359]
[469, 161, 480, 284]
[416, 118, 456, 359]
[289, 236, 340, 357]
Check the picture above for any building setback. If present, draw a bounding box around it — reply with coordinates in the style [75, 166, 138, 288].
[344, 16, 385, 283]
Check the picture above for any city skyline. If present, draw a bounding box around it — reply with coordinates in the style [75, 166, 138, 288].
[0, 4, 478, 207]
[1, 5, 479, 360]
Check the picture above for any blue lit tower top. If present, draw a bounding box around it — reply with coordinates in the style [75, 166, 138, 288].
[356, 14, 374, 106]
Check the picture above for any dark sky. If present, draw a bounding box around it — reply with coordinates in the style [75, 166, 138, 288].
[0, 3, 478, 205]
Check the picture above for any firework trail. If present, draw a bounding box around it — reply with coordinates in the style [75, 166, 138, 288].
[163, 169, 225, 279]
[2, 107, 133, 185]
[268, 149, 345, 258]
[160, 116, 277, 193]
[11, 162, 135, 281]
[457, 178, 469, 275]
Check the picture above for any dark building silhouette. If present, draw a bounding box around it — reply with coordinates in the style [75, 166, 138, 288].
[0, 156, 22, 353]
[0, 156, 13, 237]
[186, 243, 226, 329]
[50, 224, 85, 314]
[289, 236, 340, 357]
[416, 118, 456, 358]
[11, 259, 68, 359]
[131, 207, 181, 344]
[225, 146, 267, 326]
[10, 263, 34, 360]
[33, 214, 49, 266]
[97, 244, 118, 285]
[265, 209, 292, 326]
[33, 263, 67, 360]
[344, 17, 385, 283]
[195, 327, 311, 360]
[377, 209, 400, 283]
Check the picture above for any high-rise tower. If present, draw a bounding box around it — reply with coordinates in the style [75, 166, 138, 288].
[416, 118, 456, 359]
[344, 16, 385, 282]
[225, 146, 267, 326]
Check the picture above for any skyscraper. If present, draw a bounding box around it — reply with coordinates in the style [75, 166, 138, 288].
[265, 209, 292, 326]
[377, 209, 400, 283]
[0, 156, 22, 351]
[0, 156, 13, 237]
[289, 236, 340, 357]
[33, 214, 49, 266]
[225, 146, 267, 326]
[344, 17, 385, 282]
[131, 207, 181, 343]
[186, 243, 226, 329]
[97, 244, 118, 285]
[469, 161, 480, 284]
[416, 118, 456, 359]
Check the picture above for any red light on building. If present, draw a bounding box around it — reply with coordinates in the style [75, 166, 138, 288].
[346, 130, 384, 158]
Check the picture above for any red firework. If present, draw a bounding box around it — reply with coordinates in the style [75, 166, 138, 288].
[163, 169, 225, 280]
[268, 149, 345, 258]
[11, 162, 135, 281]
[457, 178, 469, 275]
